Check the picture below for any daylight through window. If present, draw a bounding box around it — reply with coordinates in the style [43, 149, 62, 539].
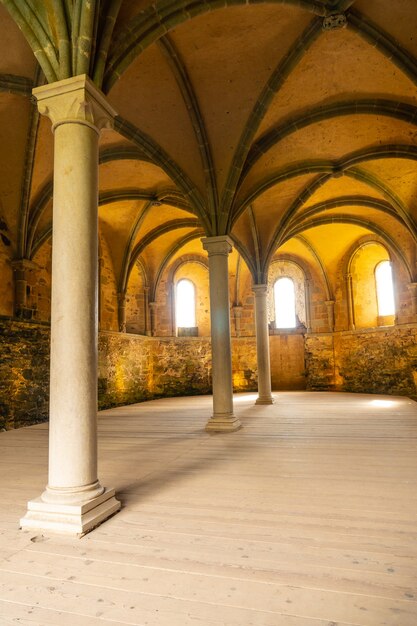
[176, 279, 196, 327]
[274, 277, 296, 328]
[375, 261, 395, 316]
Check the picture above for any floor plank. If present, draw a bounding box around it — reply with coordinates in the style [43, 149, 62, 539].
[0, 391, 416, 625]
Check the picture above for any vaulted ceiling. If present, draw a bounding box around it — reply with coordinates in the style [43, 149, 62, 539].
[0, 0, 416, 302]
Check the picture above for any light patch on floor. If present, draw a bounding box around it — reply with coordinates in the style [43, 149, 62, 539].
[0, 391, 416, 625]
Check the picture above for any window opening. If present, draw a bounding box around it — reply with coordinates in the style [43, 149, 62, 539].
[176, 279, 196, 327]
[274, 277, 296, 328]
[375, 260, 395, 316]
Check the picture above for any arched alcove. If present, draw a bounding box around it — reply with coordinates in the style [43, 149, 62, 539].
[349, 241, 394, 329]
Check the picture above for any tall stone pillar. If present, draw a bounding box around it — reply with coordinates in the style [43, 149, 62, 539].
[345, 272, 355, 330]
[12, 258, 38, 317]
[20, 75, 120, 535]
[325, 300, 335, 332]
[202, 236, 241, 432]
[149, 301, 157, 336]
[407, 282, 417, 318]
[232, 305, 243, 337]
[305, 278, 312, 332]
[253, 284, 274, 405]
[144, 287, 151, 336]
[117, 292, 127, 333]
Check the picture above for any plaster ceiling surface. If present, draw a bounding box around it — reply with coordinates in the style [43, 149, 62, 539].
[358, 159, 417, 217]
[0, 94, 32, 242]
[1, 0, 417, 288]
[108, 44, 207, 196]
[164, 4, 312, 193]
[99, 160, 173, 193]
[299, 223, 374, 272]
[356, 0, 417, 59]
[165, 237, 207, 265]
[140, 226, 203, 280]
[242, 116, 417, 191]
[302, 175, 388, 208]
[30, 117, 54, 200]
[250, 174, 318, 245]
[255, 26, 417, 139]
[0, 5, 37, 76]
[135, 204, 196, 241]
[275, 237, 324, 266]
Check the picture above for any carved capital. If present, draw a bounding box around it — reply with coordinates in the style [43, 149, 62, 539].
[32, 74, 117, 133]
[201, 235, 233, 257]
[252, 283, 268, 297]
[11, 258, 38, 274]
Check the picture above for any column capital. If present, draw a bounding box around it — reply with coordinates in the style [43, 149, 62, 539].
[11, 258, 38, 273]
[149, 301, 158, 309]
[407, 282, 417, 293]
[325, 300, 335, 306]
[201, 235, 233, 257]
[252, 283, 268, 296]
[33, 74, 117, 132]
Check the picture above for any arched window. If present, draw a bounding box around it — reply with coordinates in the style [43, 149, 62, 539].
[176, 279, 196, 328]
[274, 277, 296, 328]
[375, 260, 395, 316]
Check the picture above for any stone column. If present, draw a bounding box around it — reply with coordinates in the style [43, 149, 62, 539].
[305, 279, 312, 332]
[407, 283, 417, 318]
[11, 258, 38, 317]
[202, 236, 241, 432]
[253, 284, 274, 405]
[20, 75, 120, 535]
[232, 305, 243, 337]
[345, 272, 355, 330]
[117, 292, 126, 333]
[144, 287, 151, 336]
[325, 300, 335, 332]
[149, 301, 157, 336]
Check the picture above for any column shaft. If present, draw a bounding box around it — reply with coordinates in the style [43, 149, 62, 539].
[149, 302, 157, 336]
[118, 292, 127, 332]
[20, 75, 120, 535]
[202, 236, 241, 432]
[48, 119, 101, 495]
[253, 284, 274, 404]
[345, 273, 355, 330]
[144, 287, 151, 336]
[325, 300, 335, 332]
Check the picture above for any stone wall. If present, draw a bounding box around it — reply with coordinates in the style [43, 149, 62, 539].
[232, 337, 257, 390]
[306, 325, 417, 398]
[3, 318, 417, 431]
[99, 334, 258, 403]
[0, 318, 50, 430]
[98, 332, 153, 409]
[0, 321, 258, 429]
[149, 337, 212, 396]
[270, 333, 306, 390]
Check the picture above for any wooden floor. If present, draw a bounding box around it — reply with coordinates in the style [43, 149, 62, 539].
[0, 392, 417, 625]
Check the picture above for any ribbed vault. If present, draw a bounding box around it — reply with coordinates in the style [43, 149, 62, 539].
[0, 0, 417, 304]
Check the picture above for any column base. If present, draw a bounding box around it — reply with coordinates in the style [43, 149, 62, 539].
[255, 395, 275, 405]
[20, 487, 121, 536]
[205, 414, 242, 432]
